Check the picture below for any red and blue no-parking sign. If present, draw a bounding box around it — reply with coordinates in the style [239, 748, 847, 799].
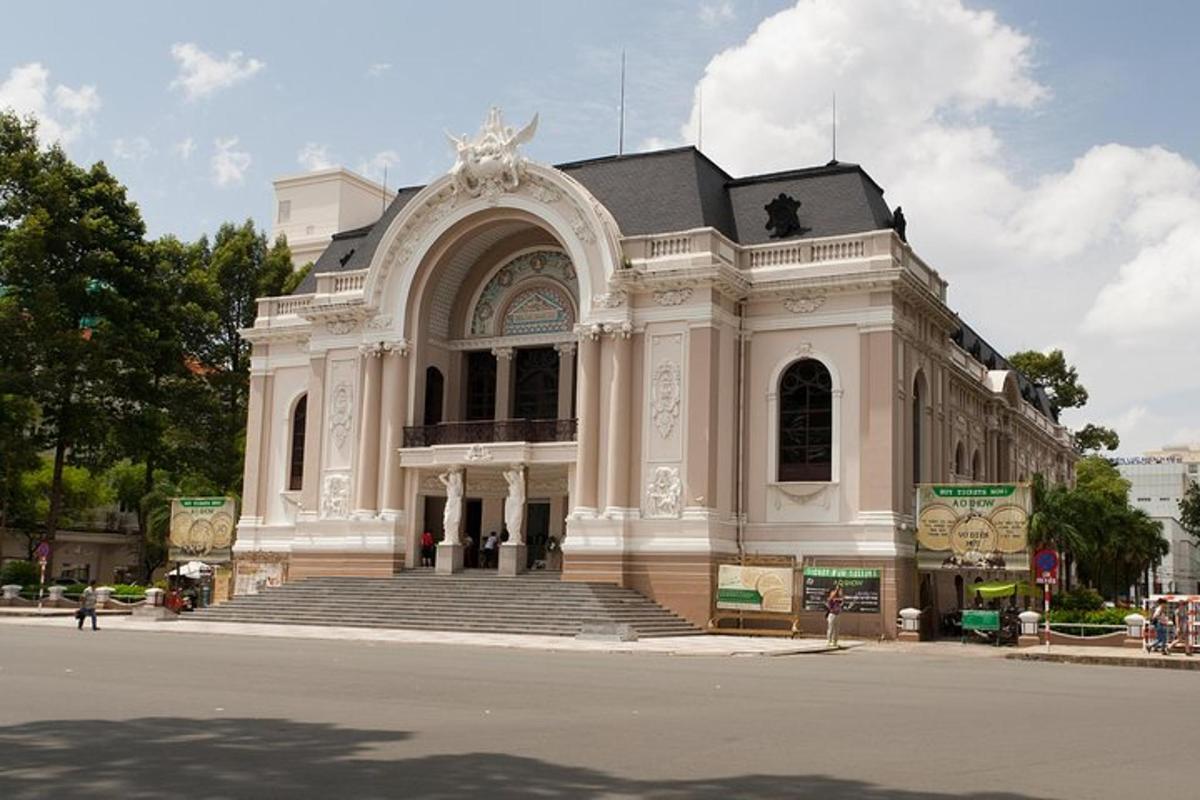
[1034, 549, 1059, 585]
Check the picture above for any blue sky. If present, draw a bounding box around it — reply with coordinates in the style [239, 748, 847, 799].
[2, 0, 1199, 455]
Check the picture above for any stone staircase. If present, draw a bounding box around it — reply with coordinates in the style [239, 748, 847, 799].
[189, 571, 702, 638]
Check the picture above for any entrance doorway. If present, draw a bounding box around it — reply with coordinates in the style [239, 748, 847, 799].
[465, 498, 482, 568]
[525, 501, 551, 569]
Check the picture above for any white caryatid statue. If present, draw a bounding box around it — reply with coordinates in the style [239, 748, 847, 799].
[437, 468, 464, 545]
[502, 465, 526, 546]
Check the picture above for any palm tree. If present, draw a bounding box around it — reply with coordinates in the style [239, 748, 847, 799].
[1029, 474, 1084, 591]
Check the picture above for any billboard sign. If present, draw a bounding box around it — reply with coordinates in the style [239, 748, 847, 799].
[715, 564, 794, 613]
[169, 497, 236, 563]
[802, 567, 882, 614]
[917, 484, 1031, 570]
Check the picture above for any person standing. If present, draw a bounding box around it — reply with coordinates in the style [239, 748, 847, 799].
[420, 530, 435, 567]
[77, 580, 99, 632]
[1151, 598, 1172, 654]
[825, 585, 844, 647]
[482, 531, 498, 568]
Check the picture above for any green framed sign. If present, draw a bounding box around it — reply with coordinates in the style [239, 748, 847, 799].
[961, 609, 1001, 631]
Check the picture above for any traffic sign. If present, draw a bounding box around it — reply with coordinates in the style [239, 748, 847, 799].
[1034, 548, 1059, 585]
[33, 540, 50, 560]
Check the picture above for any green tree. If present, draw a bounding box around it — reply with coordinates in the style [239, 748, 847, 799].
[184, 221, 293, 492]
[1008, 348, 1119, 453]
[1180, 480, 1200, 542]
[0, 111, 148, 553]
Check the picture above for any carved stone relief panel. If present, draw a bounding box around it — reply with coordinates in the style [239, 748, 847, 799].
[320, 473, 351, 519]
[646, 332, 684, 464]
[645, 466, 682, 518]
[325, 359, 356, 470]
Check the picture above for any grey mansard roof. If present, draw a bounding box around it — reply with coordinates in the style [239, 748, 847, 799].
[292, 146, 899, 293]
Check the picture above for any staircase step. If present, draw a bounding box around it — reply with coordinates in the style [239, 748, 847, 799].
[189, 573, 702, 638]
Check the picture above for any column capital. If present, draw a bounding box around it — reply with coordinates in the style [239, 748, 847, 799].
[603, 321, 633, 339]
[360, 339, 409, 358]
[554, 341, 576, 358]
[575, 323, 604, 342]
[492, 346, 515, 360]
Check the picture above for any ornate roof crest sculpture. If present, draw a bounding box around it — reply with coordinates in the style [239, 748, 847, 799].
[447, 107, 539, 200]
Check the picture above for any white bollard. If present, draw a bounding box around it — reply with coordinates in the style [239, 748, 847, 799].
[95, 587, 114, 607]
[899, 607, 922, 633]
[46, 585, 66, 603]
[1018, 610, 1041, 636]
[1124, 613, 1146, 639]
[145, 587, 165, 607]
[1, 584, 21, 601]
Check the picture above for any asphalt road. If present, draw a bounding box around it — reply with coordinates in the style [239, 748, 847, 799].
[0, 624, 1194, 799]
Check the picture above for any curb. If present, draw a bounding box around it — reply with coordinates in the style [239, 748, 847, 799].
[1007, 651, 1200, 671]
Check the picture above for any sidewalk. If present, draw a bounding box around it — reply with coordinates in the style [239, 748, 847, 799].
[856, 639, 1200, 670]
[0, 614, 851, 657]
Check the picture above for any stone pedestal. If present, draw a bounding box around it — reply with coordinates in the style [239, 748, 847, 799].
[435, 542, 464, 575]
[498, 543, 527, 576]
[898, 607, 922, 642]
[1018, 610, 1042, 648]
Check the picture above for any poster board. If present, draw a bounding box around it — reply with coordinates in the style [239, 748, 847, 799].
[802, 567, 881, 613]
[709, 556, 800, 636]
[916, 484, 1031, 570]
[168, 497, 236, 563]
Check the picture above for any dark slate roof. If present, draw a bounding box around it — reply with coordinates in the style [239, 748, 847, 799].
[292, 147, 899, 294]
[952, 323, 1057, 421]
[726, 161, 894, 245]
[556, 147, 738, 239]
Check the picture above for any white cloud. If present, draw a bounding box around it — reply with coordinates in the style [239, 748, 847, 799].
[0, 62, 101, 144]
[366, 63, 392, 78]
[356, 149, 401, 182]
[297, 142, 335, 171]
[174, 137, 195, 160]
[170, 43, 265, 100]
[112, 136, 153, 162]
[211, 137, 251, 187]
[678, 0, 1200, 454]
[699, 2, 735, 26]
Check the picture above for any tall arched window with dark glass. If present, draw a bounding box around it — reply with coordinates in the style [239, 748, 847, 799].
[288, 395, 307, 491]
[778, 359, 833, 482]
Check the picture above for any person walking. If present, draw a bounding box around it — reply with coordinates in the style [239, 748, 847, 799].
[825, 585, 844, 647]
[77, 579, 99, 632]
[1151, 597, 1173, 654]
[420, 530, 435, 567]
[482, 531, 498, 568]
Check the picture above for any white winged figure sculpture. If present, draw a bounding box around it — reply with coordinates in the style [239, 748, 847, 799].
[447, 107, 539, 199]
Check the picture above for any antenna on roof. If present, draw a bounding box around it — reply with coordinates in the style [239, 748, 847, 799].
[831, 91, 837, 163]
[618, 49, 626, 155]
[381, 164, 388, 215]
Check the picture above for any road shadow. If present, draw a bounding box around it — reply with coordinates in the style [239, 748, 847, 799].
[0, 716, 1047, 799]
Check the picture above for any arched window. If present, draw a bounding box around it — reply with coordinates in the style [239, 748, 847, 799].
[778, 359, 833, 482]
[971, 448, 982, 481]
[954, 442, 966, 476]
[912, 372, 926, 484]
[424, 367, 444, 425]
[288, 395, 307, 491]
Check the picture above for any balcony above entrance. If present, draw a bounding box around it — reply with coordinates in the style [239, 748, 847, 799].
[398, 419, 578, 468]
[403, 418, 576, 446]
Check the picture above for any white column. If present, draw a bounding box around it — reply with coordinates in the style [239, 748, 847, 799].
[604, 326, 632, 512]
[555, 342, 576, 421]
[493, 347, 514, 420]
[574, 328, 601, 514]
[377, 343, 410, 513]
[354, 345, 384, 512]
[300, 353, 326, 514]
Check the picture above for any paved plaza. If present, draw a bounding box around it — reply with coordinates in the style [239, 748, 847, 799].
[1, 622, 1195, 799]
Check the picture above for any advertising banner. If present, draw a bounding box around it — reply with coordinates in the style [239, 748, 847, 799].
[802, 567, 882, 614]
[715, 564, 794, 613]
[917, 484, 1031, 570]
[168, 497, 236, 563]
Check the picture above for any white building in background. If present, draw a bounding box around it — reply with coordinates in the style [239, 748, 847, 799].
[1116, 451, 1200, 594]
[272, 168, 395, 267]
